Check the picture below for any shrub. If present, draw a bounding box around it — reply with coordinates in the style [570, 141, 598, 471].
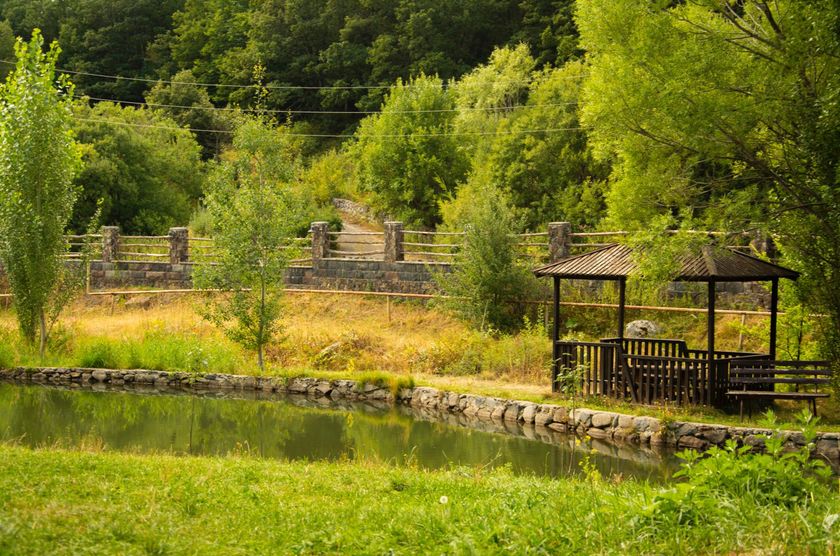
[78, 340, 123, 369]
[643, 418, 831, 526]
[435, 183, 538, 332]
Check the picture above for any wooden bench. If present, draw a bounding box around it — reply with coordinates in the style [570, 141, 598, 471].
[727, 360, 832, 419]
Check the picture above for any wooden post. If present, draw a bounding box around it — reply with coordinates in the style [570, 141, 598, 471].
[769, 278, 779, 360]
[552, 276, 560, 393]
[707, 280, 716, 404]
[617, 278, 626, 340]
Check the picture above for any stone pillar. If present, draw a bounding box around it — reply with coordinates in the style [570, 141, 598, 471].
[311, 221, 331, 261]
[750, 231, 776, 261]
[384, 221, 404, 263]
[548, 222, 572, 262]
[169, 227, 189, 264]
[101, 226, 120, 263]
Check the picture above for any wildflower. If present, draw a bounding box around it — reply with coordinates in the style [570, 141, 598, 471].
[439, 495, 448, 505]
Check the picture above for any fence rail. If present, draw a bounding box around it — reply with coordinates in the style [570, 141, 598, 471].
[65, 221, 771, 267]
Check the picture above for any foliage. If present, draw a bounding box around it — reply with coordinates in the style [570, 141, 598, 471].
[1, 444, 839, 554]
[192, 118, 301, 370]
[577, 0, 840, 364]
[352, 74, 469, 228]
[0, 31, 83, 355]
[645, 418, 831, 527]
[71, 101, 204, 234]
[145, 69, 233, 159]
[435, 183, 538, 331]
[0, 0, 183, 102]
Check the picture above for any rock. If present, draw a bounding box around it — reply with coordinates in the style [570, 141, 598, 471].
[91, 370, 108, 382]
[591, 412, 616, 429]
[503, 403, 521, 422]
[618, 415, 634, 429]
[697, 428, 727, 445]
[552, 407, 569, 424]
[534, 407, 554, 427]
[490, 404, 507, 420]
[124, 295, 153, 310]
[547, 422, 567, 432]
[520, 403, 537, 424]
[678, 435, 709, 450]
[625, 320, 660, 338]
[587, 427, 609, 440]
[570, 409, 593, 427]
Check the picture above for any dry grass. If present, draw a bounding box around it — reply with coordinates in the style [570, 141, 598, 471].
[0, 291, 835, 429]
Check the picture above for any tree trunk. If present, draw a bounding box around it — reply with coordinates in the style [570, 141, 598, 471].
[257, 275, 266, 373]
[39, 309, 47, 360]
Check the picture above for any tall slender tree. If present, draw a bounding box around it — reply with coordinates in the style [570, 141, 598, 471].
[0, 30, 83, 356]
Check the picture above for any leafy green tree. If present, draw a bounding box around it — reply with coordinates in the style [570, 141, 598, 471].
[577, 0, 840, 363]
[71, 102, 204, 234]
[482, 61, 609, 229]
[435, 182, 537, 331]
[0, 21, 16, 80]
[352, 74, 469, 228]
[145, 69, 232, 158]
[0, 31, 82, 355]
[192, 118, 301, 370]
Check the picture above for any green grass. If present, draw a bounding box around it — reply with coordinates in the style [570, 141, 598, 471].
[0, 445, 837, 555]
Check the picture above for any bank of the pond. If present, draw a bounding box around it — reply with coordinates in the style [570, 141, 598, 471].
[0, 445, 836, 555]
[3, 366, 840, 467]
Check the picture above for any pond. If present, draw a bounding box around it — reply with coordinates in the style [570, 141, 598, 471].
[0, 382, 680, 481]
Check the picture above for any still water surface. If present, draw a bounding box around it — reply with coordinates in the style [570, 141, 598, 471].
[0, 382, 679, 480]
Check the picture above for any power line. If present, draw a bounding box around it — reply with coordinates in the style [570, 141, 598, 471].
[82, 95, 578, 115]
[73, 116, 589, 138]
[0, 60, 586, 91]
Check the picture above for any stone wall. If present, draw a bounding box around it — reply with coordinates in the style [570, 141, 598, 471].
[89, 259, 447, 294]
[89, 261, 194, 289]
[3, 367, 838, 467]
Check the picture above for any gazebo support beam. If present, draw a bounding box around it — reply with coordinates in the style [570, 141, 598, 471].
[769, 278, 779, 360]
[617, 278, 626, 339]
[552, 276, 560, 393]
[707, 280, 716, 360]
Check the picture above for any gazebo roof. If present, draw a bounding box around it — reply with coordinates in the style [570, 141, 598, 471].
[533, 243, 799, 282]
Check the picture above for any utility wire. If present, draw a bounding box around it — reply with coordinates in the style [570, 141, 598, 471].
[73, 116, 589, 138]
[82, 95, 578, 115]
[0, 60, 586, 90]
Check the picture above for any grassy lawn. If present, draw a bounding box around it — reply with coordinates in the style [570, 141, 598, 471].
[0, 292, 835, 431]
[0, 444, 837, 555]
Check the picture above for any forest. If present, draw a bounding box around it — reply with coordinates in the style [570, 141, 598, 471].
[0, 0, 837, 359]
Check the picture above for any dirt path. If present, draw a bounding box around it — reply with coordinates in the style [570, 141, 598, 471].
[335, 211, 384, 258]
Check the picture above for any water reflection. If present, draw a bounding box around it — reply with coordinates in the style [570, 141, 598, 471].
[0, 382, 679, 480]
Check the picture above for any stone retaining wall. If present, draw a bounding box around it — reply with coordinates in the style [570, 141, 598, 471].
[3, 367, 837, 466]
[89, 259, 447, 294]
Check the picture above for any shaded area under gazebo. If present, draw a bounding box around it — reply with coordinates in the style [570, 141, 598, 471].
[533, 244, 799, 406]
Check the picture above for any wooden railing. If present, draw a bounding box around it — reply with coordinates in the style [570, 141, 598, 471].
[554, 337, 770, 406]
[68, 221, 770, 267]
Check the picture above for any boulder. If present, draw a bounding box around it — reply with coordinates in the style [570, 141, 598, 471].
[625, 320, 660, 338]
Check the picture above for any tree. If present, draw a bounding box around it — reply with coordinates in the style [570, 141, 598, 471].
[71, 102, 204, 234]
[145, 69, 232, 158]
[435, 182, 537, 331]
[352, 74, 469, 228]
[192, 118, 300, 370]
[577, 0, 840, 363]
[0, 31, 83, 356]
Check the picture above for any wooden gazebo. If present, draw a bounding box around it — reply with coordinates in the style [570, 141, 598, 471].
[534, 244, 799, 406]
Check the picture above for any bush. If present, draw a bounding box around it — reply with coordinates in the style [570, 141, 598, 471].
[78, 340, 123, 369]
[435, 183, 539, 332]
[643, 417, 831, 526]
